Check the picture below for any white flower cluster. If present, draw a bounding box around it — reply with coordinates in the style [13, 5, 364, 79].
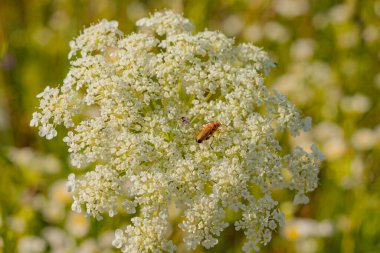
[30, 11, 323, 253]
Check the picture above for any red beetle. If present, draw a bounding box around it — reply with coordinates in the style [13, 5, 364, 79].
[196, 122, 222, 143]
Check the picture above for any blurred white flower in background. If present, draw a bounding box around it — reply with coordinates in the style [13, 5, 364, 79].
[282, 218, 333, 240]
[17, 236, 47, 253]
[49, 11, 70, 31]
[272, 0, 309, 18]
[41, 199, 66, 223]
[282, 218, 334, 253]
[98, 230, 117, 251]
[328, 4, 351, 24]
[273, 61, 339, 109]
[351, 128, 379, 151]
[312, 122, 347, 161]
[345, 155, 365, 187]
[312, 13, 329, 29]
[263, 21, 290, 43]
[362, 25, 379, 43]
[65, 212, 90, 238]
[8, 147, 61, 174]
[75, 239, 98, 253]
[42, 227, 75, 252]
[290, 39, 316, 61]
[295, 238, 318, 253]
[222, 14, 244, 36]
[50, 180, 72, 204]
[243, 23, 263, 42]
[7, 216, 26, 234]
[340, 94, 371, 114]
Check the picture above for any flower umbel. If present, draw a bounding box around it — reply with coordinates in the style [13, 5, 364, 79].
[31, 11, 323, 253]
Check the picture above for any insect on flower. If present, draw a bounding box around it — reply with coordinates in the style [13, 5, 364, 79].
[196, 121, 222, 143]
[181, 116, 189, 124]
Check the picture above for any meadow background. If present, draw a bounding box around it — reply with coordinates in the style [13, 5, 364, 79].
[1, 0, 380, 252]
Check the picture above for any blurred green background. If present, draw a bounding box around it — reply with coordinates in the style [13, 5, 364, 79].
[1, 0, 380, 252]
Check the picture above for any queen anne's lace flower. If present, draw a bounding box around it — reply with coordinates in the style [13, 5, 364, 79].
[31, 10, 323, 253]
